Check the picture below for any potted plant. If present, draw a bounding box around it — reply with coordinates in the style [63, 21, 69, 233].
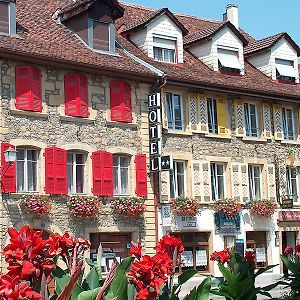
[249, 199, 277, 217]
[111, 196, 146, 217]
[213, 198, 242, 218]
[19, 194, 52, 216]
[170, 196, 200, 216]
[67, 195, 100, 219]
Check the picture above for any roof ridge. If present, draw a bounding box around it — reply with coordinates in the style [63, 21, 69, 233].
[120, 1, 155, 12]
[174, 12, 223, 24]
[255, 32, 285, 42]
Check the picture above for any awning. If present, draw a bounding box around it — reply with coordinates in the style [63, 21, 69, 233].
[218, 49, 241, 70]
[276, 63, 297, 78]
[278, 211, 300, 222]
[153, 37, 176, 50]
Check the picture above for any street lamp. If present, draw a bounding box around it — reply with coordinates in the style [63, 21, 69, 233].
[3, 147, 17, 165]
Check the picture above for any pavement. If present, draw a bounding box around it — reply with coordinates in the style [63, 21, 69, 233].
[177, 273, 290, 299]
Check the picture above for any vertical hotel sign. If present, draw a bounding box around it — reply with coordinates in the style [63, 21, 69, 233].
[148, 93, 162, 172]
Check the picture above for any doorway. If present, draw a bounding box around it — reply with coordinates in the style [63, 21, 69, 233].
[246, 231, 268, 268]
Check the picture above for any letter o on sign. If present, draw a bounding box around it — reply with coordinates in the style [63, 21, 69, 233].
[149, 110, 158, 123]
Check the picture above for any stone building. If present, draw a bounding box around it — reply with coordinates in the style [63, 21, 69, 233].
[1, 0, 300, 276]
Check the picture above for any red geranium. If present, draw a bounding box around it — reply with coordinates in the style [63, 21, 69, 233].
[284, 247, 294, 256]
[210, 249, 231, 264]
[249, 199, 277, 217]
[170, 197, 200, 216]
[213, 199, 242, 218]
[67, 196, 100, 219]
[111, 197, 146, 217]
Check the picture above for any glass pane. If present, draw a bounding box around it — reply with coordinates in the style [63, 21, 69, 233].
[113, 166, 118, 194]
[120, 156, 129, 168]
[76, 164, 84, 193]
[173, 94, 183, 130]
[67, 153, 73, 164]
[67, 163, 73, 193]
[217, 175, 225, 199]
[27, 161, 37, 191]
[17, 161, 25, 192]
[166, 93, 174, 129]
[113, 156, 118, 167]
[254, 177, 261, 199]
[170, 170, 175, 198]
[120, 167, 128, 194]
[177, 174, 185, 196]
[76, 153, 84, 164]
[217, 164, 223, 175]
[153, 47, 163, 61]
[17, 149, 25, 160]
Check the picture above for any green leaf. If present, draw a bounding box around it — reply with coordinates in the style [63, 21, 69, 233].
[77, 288, 101, 300]
[218, 263, 237, 285]
[106, 263, 128, 300]
[183, 287, 197, 300]
[281, 255, 300, 274]
[84, 266, 101, 290]
[85, 258, 95, 268]
[195, 276, 212, 300]
[254, 264, 278, 278]
[178, 269, 197, 286]
[121, 257, 135, 271]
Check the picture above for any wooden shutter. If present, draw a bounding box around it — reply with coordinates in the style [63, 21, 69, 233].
[79, 75, 89, 117]
[273, 104, 284, 140]
[92, 151, 113, 196]
[201, 162, 211, 202]
[216, 97, 228, 135]
[135, 154, 148, 197]
[262, 103, 272, 139]
[198, 94, 209, 133]
[161, 88, 168, 129]
[16, 66, 32, 111]
[231, 163, 241, 201]
[31, 67, 42, 112]
[110, 81, 132, 123]
[160, 171, 170, 203]
[267, 164, 276, 201]
[189, 93, 198, 132]
[45, 147, 67, 195]
[192, 161, 201, 200]
[0, 2, 9, 34]
[1, 143, 16, 193]
[240, 163, 249, 202]
[234, 100, 246, 137]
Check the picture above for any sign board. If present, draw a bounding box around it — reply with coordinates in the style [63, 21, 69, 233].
[161, 205, 172, 227]
[281, 198, 293, 209]
[278, 211, 300, 222]
[236, 239, 244, 256]
[175, 215, 198, 229]
[214, 211, 241, 234]
[148, 93, 162, 172]
[161, 155, 173, 171]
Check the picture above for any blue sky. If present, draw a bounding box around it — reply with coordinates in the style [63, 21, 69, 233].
[126, 0, 300, 46]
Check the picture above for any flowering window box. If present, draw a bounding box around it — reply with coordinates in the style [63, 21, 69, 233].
[249, 199, 277, 217]
[213, 198, 242, 218]
[19, 194, 52, 216]
[67, 196, 100, 219]
[170, 197, 200, 216]
[110, 196, 146, 217]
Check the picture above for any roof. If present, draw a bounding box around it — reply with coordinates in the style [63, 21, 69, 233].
[0, 0, 157, 81]
[245, 32, 300, 56]
[184, 21, 249, 47]
[117, 2, 300, 100]
[122, 7, 189, 36]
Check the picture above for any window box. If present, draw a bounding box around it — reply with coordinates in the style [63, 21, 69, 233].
[67, 195, 100, 219]
[19, 194, 52, 217]
[170, 196, 200, 216]
[248, 199, 277, 217]
[110, 196, 146, 217]
[213, 198, 242, 218]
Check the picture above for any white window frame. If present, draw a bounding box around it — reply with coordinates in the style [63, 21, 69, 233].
[113, 155, 130, 196]
[153, 36, 177, 63]
[207, 98, 218, 134]
[217, 47, 241, 73]
[286, 166, 298, 202]
[248, 165, 262, 201]
[275, 58, 296, 82]
[282, 107, 295, 140]
[211, 162, 226, 201]
[170, 161, 186, 198]
[16, 148, 38, 193]
[67, 152, 86, 195]
[166, 92, 184, 131]
[244, 102, 259, 137]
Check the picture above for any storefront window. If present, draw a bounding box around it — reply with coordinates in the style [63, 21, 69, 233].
[90, 232, 132, 273]
[246, 231, 267, 268]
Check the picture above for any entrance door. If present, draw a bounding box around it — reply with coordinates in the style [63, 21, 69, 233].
[282, 231, 297, 274]
[90, 232, 132, 273]
[246, 231, 267, 268]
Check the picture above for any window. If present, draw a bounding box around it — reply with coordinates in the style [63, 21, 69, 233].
[67, 152, 86, 194]
[170, 161, 186, 198]
[248, 165, 262, 200]
[244, 103, 259, 137]
[275, 59, 296, 82]
[113, 155, 130, 195]
[211, 163, 225, 200]
[166, 92, 183, 130]
[92, 20, 110, 52]
[153, 37, 176, 63]
[17, 148, 38, 192]
[207, 98, 218, 134]
[282, 108, 295, 140]
[286, 167, 298, 202]
[218, 48, 241, 74]
[0, 1, 15, 35]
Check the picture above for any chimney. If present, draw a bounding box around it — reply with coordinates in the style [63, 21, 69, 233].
[223, 4, 239, 29]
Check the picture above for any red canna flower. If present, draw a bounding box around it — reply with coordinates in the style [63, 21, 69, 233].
[244, 251, 255, 265]
[284, 247, 294, 256]
[129, 242, 143, 259]
[155, 235, 184, 259]
[210, 249, 231, 264]
[294, 245, 300, 254]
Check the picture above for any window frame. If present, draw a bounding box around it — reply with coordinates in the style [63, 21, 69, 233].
[286, 166, 298, 202]
[217, 47, 241, 74]
[207, 98, 218, 134]
[248, 165, 262, 201]
[282, 107, 295, 140]
[210, 162, 226, 201]
[113, 155, 130, 196]
[166, 92, 184, 131]
[67, 152, 86, 195]
[244, 102, 259, 137]
[153, 36, 177, 63]
[0, 1, 16, 35]
[16, 148, 39, 193]
[170, 160, 186, 198]
[275, 58, 296, 83]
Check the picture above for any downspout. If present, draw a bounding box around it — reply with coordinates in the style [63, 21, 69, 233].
[117, 41, 166, 244]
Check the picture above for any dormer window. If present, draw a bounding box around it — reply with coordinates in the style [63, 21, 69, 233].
[153, 37, 176, 63]
[0, 0, 16, 35]
[92, 20, 114, 52]
[275, 58, 296, 83]
[218, 48, 241, 74]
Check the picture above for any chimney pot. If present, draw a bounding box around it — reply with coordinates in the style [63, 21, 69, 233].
[224, 3, 239, 29]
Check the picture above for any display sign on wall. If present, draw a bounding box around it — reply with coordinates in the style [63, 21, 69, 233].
[236, 239, 244, 256]
[214, 211, 241, 233]
[175, 215, 199, 229]
[161, 205, 172, 227]
[281, 198, 293, 209]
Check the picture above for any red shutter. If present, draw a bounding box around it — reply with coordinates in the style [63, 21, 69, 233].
[79, 75, 89, 117]
[1, 143, 16, 193]
[65, 74, 79, 117]
[31, 67, 42, 112]
[92, 151, 113, 196]
[135, 154, 147, 197]
[45, 147, 67, 194]
[16, 66, 32, 111]
[123, 82, 132, 122]
[110, 81, 122, 122]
